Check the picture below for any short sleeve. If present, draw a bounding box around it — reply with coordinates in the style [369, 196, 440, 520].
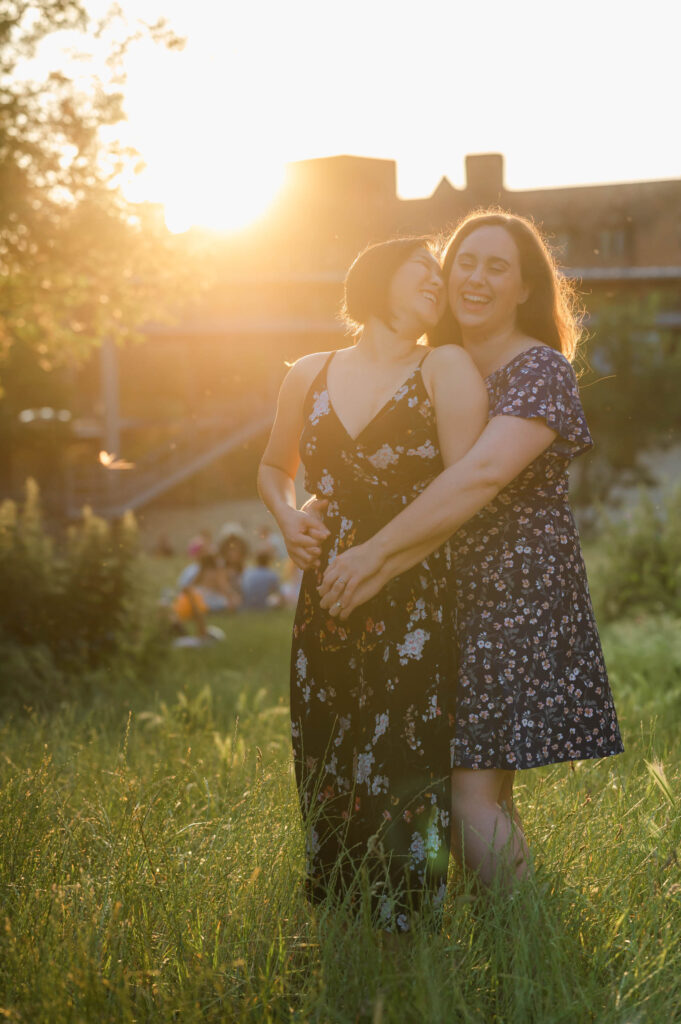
[490, 347, 593, 460]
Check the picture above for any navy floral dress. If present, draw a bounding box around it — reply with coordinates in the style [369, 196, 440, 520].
[450, 345, 624, 770]
[291, 351, 453, 931]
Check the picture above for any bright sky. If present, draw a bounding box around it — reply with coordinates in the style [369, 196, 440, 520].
[35, 0, 681, 231]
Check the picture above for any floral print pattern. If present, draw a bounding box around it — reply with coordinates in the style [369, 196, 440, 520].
[450, 345, 624, 770]
[291, 352, 454, 930]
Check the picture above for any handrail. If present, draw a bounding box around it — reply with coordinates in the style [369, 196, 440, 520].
[66, 408, 274, 518]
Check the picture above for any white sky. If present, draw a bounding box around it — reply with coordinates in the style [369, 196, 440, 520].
[32, 0, 681, 230]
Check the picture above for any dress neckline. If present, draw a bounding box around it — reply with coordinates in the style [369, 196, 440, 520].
[325, 351, 429, 444]
[484, 344, 550, 381]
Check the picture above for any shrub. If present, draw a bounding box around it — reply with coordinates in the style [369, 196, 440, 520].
[590, 486, 681, 622]
[0, 479, 166, 706]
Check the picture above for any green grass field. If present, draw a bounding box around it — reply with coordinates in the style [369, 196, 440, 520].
[2, 609, 681, 1023]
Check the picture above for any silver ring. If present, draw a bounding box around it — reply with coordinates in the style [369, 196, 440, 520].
[331, 600, 343, 611]
[338, 577, 347, 587]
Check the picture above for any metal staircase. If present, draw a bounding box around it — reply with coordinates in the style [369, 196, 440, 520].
[66, 404, 274, 519]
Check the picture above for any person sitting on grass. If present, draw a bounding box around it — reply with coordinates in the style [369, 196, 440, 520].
[217, 522, 250, 600]
[171, 554, 228, 646]
[241, 546, 283, 609]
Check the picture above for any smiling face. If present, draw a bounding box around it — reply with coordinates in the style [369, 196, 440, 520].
[387, 247, 445, 335]
[448, 225, 529, 338]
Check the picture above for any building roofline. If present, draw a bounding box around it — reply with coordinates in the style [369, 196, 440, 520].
[566, 266, 681, 281]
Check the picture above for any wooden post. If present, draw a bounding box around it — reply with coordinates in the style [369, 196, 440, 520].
[100, 336, 121, 457]
[100, 336, 121, 514]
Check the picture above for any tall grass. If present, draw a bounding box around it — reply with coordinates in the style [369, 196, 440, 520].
[1, 611, 680, 1022]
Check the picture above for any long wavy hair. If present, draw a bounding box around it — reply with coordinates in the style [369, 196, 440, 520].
[430, 211, 583, 361]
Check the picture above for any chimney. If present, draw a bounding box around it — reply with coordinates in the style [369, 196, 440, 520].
[465, 154, 505, 205]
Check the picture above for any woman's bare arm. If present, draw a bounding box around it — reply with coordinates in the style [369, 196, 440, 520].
[258, 354, 330, 568]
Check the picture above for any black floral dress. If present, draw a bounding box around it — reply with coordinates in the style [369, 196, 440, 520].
[451, 345, 624, 770]
[291, 351, 453, 931]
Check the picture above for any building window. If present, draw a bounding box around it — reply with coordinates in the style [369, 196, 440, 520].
[598, 226, 629, 262]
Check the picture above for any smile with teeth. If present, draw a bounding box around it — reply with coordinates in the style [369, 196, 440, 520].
[462, 293, 490, 304]
[421, 291, 438, 304]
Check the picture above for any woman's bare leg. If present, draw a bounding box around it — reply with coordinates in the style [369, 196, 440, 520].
[498, 771, 524, 831]
[450, 767, 529, 889]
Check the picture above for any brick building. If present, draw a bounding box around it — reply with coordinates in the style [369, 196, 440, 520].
[15, 153, 681, 515]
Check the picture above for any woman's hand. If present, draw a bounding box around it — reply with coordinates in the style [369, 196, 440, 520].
[319, 540, 387, 617]
[281, 506, 330, 570]
[301, 495, 328, 523]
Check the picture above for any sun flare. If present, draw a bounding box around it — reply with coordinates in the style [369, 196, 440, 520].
[132, 160, 287, 234]
[118, 33, 288, 233]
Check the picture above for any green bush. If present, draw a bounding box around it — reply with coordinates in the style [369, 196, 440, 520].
[0, 479, 166, 706]
[590, 486, 681, 622]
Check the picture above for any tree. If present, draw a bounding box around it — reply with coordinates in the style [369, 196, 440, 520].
[575, 290, 681, 504]
[0, 1, 188, 380]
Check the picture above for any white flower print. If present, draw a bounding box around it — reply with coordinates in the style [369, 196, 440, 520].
[310, 390, 330, 424]
[372, 711, 390, 743]
[367, 444, 400, 470]
[409, 832, 426, 865]
[378, 895, 396, 928]
[425, 817, 441, 857]
[305, 827, 320, 872]
[355, 750, 374, 785]
[334, 715, 351, 747]
[318, 471, 335, 496]
[397, 628, 429, 664]
[421, 694, 440, 721]
[370, 774, 389, 795]
[296, 648, 307, 682]
[408, 598, 427, 626]
[407, 440, 437, 460]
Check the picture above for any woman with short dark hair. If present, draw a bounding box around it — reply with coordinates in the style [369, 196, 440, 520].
[258, 237, 487, 929]
[320, 212, 624, 888]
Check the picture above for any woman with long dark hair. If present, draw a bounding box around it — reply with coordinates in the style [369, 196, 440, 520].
[319, 212, 624, 888]
[258, 237, 487, 928]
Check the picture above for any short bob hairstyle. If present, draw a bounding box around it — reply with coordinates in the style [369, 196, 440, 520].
[430, 211, 582, 361]
[342, 236, 433, 334]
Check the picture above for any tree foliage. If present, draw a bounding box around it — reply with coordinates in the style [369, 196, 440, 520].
[575, 292, 681, 502]
[0, 477, 166, 706]
[0, 1, 187, 378]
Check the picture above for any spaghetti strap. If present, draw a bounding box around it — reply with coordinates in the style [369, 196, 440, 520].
[323, 349, 337, 378]
[417, 347, 435, 368]
[302, 350, 337, 416]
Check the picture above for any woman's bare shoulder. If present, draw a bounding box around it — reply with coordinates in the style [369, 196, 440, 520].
[281, 350, 334, 397]
[424, 345, 483, 385]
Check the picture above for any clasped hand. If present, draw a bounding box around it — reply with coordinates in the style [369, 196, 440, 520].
[318, 541, 387, 620]
[281, 500, 330, 570]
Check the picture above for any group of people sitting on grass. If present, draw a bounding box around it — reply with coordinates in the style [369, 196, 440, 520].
[168, 521, 301, 646]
